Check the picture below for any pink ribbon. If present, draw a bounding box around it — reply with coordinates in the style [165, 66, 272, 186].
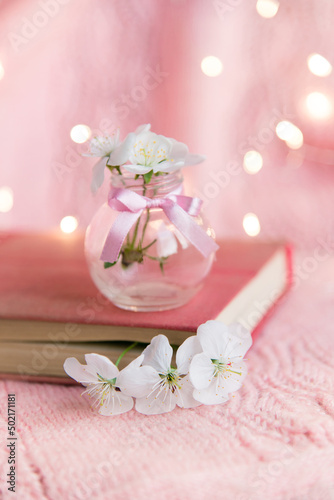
[100, 187, 219, 262]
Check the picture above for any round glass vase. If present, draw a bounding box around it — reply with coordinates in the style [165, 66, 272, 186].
[85, 170, 217, 312]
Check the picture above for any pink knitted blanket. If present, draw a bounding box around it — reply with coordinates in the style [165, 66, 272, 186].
[1, 251, 334, 500]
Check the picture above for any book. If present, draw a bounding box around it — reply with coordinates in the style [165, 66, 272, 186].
[0, 232, 292, 380]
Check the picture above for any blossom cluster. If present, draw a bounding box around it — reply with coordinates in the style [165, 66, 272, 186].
[63, 321, 252, 416]
[85, 124, 205, 193]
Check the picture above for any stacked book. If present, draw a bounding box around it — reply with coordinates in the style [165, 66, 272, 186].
[0, 232, 292, 382]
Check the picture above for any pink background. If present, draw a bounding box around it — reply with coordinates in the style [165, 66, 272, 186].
[0, 0, 334, 249]
[1, 2, 334, 499]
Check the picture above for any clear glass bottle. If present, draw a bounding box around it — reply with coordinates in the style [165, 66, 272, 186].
[85, 170, 217, 312]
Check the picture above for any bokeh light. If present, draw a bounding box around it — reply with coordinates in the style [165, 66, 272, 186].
[256, 0, 279, 19]
[70, 124, 91, 144]
[201, 56, 223, 77]
[243, 213, 261, 237]
[0, 187, 14, 213]
[243, 151, 263, 174]
[0, 62, 4, 80]
[60, 216, 78, 233]
[307, 53, 332, 77]
[276, 121, 304, 149]
[305, 92, 333, 120]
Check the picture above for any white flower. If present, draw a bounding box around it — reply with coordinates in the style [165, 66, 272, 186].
[87, 129, 136, 193]
[117, 335, 202, 415]
[154, 221, 178, 258]
[189, 321, 252, 406]
[123, 130, 205, 175]
[153, 221, 189, 258]
[88, 130, 120, 158]
[63, 353, 134, 416]
[168, 138, 206, 168]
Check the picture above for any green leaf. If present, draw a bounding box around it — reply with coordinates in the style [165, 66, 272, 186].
[134, 174, 140, 180]
[104, 261, 117, 269]
[143, 170, 153, 184]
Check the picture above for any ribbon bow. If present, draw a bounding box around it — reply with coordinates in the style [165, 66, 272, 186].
[100, 188, 219, 263]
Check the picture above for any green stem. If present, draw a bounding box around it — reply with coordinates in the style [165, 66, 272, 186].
[140, 208, 151, 245]
[141, 238, 157, 251]
[106, 164, 121, 175]
[130, 218, 141, 248]
[115, 342, 138, 367]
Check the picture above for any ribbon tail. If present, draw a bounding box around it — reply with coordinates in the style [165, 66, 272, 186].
[164, 204, 219, 258]
[100, 211, 142, 263]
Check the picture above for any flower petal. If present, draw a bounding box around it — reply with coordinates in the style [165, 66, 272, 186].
[176, 336, 202, 375]
[156, 223, 178, 258]
[153, 160, 184, 174]
[84, 353, 118, 380]
[108, 132, 135, 166]
[99, 389, 134, 416]
[135, 383, 176, 415]
[223, 323, 252, 360]
[220, 360, 248, 394]
[193, 379, 230, 406]
[122, 164, 153, 175]
[173, 228, 189, 249]
[176, 376, 201, 408]
[91, 157, 108, 193]
[141, 335, 173, 373]
[89, 135, 116, 157]
[135, 123, 151, 135]
[114, 128, 120, 144]
[197, 320, 251, 361]
[197, 320, 231, 358]
[169, 139, 188, 162]
[63, 357, 97, 386]
[123, 353, 144, 370]
[189, 352, 215, 390]
[117, 364, 160, 399]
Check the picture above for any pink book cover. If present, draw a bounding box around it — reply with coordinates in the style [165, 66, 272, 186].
[0, 232, 292, 331]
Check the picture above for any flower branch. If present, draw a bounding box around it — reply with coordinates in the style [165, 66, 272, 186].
[64, 321, 252, 416]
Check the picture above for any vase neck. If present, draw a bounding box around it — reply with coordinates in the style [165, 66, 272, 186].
[110, 171, 184, 198]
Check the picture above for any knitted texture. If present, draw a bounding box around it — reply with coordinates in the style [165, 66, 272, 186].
[1, 251, 334, 500]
